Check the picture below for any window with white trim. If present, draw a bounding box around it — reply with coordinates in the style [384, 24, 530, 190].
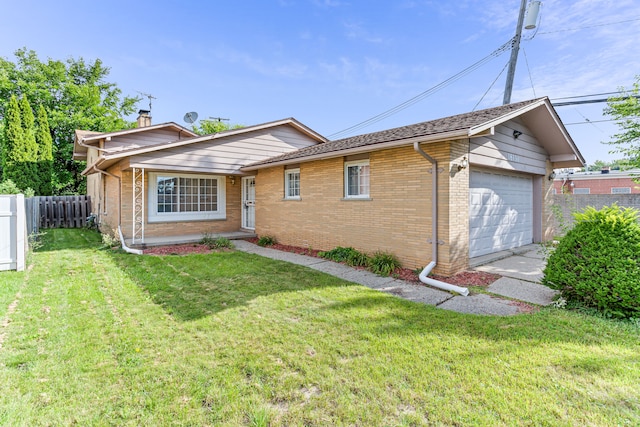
[573, 187, 590, 194]
[344, 160, 370, 198]
[284, 168, 300, 199]
[148, 172, 225, 222]
[612, 187, 631, 194]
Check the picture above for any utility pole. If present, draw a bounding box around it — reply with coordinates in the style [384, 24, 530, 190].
[503, 0, 528, 105]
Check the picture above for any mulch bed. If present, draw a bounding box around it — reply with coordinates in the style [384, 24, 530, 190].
[244, 238, 501, 287]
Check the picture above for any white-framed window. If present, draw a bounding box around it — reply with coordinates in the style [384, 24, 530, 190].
[344, 160, 370, 198]
[148, 172, 225, 222]
[573, 187, 590, 194]
[284, 168, 301, 199]
[612, 187, 631, 194]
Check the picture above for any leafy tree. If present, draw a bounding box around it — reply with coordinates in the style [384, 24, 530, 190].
[586, 158, 634, 172]
[604, 76, 640, 169]
[36, 105, 53, 195]
[0, 48, 139, 194]
[192, 119, 244, 135]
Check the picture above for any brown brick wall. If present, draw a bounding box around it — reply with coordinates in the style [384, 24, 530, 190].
[553, 176, 640, 194]
[255, 143, 468, 275]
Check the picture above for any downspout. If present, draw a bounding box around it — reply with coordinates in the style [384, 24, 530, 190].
[413, 142, 469, 296]
[90, 165, 142, 255]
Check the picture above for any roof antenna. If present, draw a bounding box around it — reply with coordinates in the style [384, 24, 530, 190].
[204, 117, 230, 123]
[137, 91, 157, 111]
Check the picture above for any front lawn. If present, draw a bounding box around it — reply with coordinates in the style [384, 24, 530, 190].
[0, 229, 638, 426]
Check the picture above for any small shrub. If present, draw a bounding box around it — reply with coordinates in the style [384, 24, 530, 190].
[257, 235, 277, 247]
[0, 179, 35, 197]
[368, 251, 402, 276]
[542, 204, 640, 319]
[201, 234, 234, 249]
[101, 232, 119, 249]
[318, 246, 369, 266]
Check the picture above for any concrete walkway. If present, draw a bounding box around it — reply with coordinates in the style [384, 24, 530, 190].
[233, 240, 558, 316]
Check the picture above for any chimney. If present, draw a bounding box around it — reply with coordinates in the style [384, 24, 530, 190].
[137, 109, 151, 127]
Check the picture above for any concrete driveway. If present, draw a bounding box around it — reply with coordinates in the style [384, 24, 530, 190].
[472, 244, 559, 306]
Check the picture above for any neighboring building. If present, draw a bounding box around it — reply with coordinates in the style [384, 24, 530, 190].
[74, 98, 585, 276]
[553, 169, 640, 194]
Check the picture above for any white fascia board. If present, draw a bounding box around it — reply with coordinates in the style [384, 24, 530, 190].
[468, 99, 546, 136]
[97, 119, 328, 162]
[80, 122, 197, 143]
[241, 129, 469, 171]
[550, 154, 578, 162]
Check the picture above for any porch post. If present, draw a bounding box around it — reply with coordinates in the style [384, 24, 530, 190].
[132, 168, 145, 244]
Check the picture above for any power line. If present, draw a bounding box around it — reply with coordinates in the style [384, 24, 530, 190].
[564, 119, 618, 126]
[552, 95, 640, 107]
[473, 59, 509, 111]
[522, 47, 536, 98]
[537, 16, 640, 34]
[552, 91, 624, 101]
[328, 39, 514, 139]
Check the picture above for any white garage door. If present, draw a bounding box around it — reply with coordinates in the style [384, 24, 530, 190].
[469, 170, 533, 258]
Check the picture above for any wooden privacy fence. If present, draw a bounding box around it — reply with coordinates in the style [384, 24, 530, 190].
[33, 195, 92, 229]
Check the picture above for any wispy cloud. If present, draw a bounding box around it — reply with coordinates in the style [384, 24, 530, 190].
[312, 0, 345, 7]
[343, 21, 386, 44]
[213, 46, 309, 79]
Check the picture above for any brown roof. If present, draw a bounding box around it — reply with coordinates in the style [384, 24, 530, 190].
[243, 99, 544, 169]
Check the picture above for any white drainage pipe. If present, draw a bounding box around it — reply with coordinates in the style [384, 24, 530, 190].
[413, 141, 469, 296]
[418, 261, 469, 296]
[118, 226, 143, 255]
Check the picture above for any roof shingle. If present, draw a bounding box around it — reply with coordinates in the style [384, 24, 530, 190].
[245, 98, 542, 168]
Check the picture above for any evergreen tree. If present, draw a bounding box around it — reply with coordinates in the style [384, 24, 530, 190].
[19, 96, 38, 160]
[36, 105, 53, 195]
[1, 95, 36, 193]
[0, 49, 139, 194]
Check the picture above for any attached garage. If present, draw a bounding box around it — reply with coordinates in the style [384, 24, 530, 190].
[469, 169, 533, 258]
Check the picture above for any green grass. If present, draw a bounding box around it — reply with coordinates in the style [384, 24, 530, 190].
[0, 229, 638, 426]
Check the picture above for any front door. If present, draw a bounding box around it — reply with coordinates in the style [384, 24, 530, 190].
[242, 176, 256, 230]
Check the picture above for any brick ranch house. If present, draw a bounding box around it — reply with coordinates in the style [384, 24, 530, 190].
[74, 97, 584, 276]
[553, 169, 640, 194]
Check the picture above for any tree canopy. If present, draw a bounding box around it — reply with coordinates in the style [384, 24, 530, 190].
[604, 76, 640, 168]
[192, 119, 244, 136]
[0, 48, 139, 194]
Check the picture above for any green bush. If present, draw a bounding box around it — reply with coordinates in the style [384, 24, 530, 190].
[200, 234, 234, 250]
[368, 251, 402, 276]
[318, 246, 369, 267]
[0, 179, 35, 197]
[542, 204, 640, 319]
[257, 235, 277, 247]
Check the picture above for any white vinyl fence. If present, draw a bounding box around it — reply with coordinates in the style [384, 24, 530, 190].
[0, 194, 26, 272]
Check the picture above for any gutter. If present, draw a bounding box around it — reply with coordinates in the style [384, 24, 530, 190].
[413, 142, 469, 296]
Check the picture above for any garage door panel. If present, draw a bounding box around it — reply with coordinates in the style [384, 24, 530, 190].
[469, 170, 533, 258]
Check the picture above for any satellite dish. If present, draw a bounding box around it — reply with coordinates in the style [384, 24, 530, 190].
[183, 111, 198, 124]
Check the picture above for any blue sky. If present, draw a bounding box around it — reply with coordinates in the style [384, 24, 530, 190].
[2, 0, 639, 164]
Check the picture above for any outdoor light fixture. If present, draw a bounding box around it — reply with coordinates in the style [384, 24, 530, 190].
[457, 157, 469, 171]
[548, 171, 556, 181]
[229, 176, 236, 185]
[513, 130, 523, 139]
